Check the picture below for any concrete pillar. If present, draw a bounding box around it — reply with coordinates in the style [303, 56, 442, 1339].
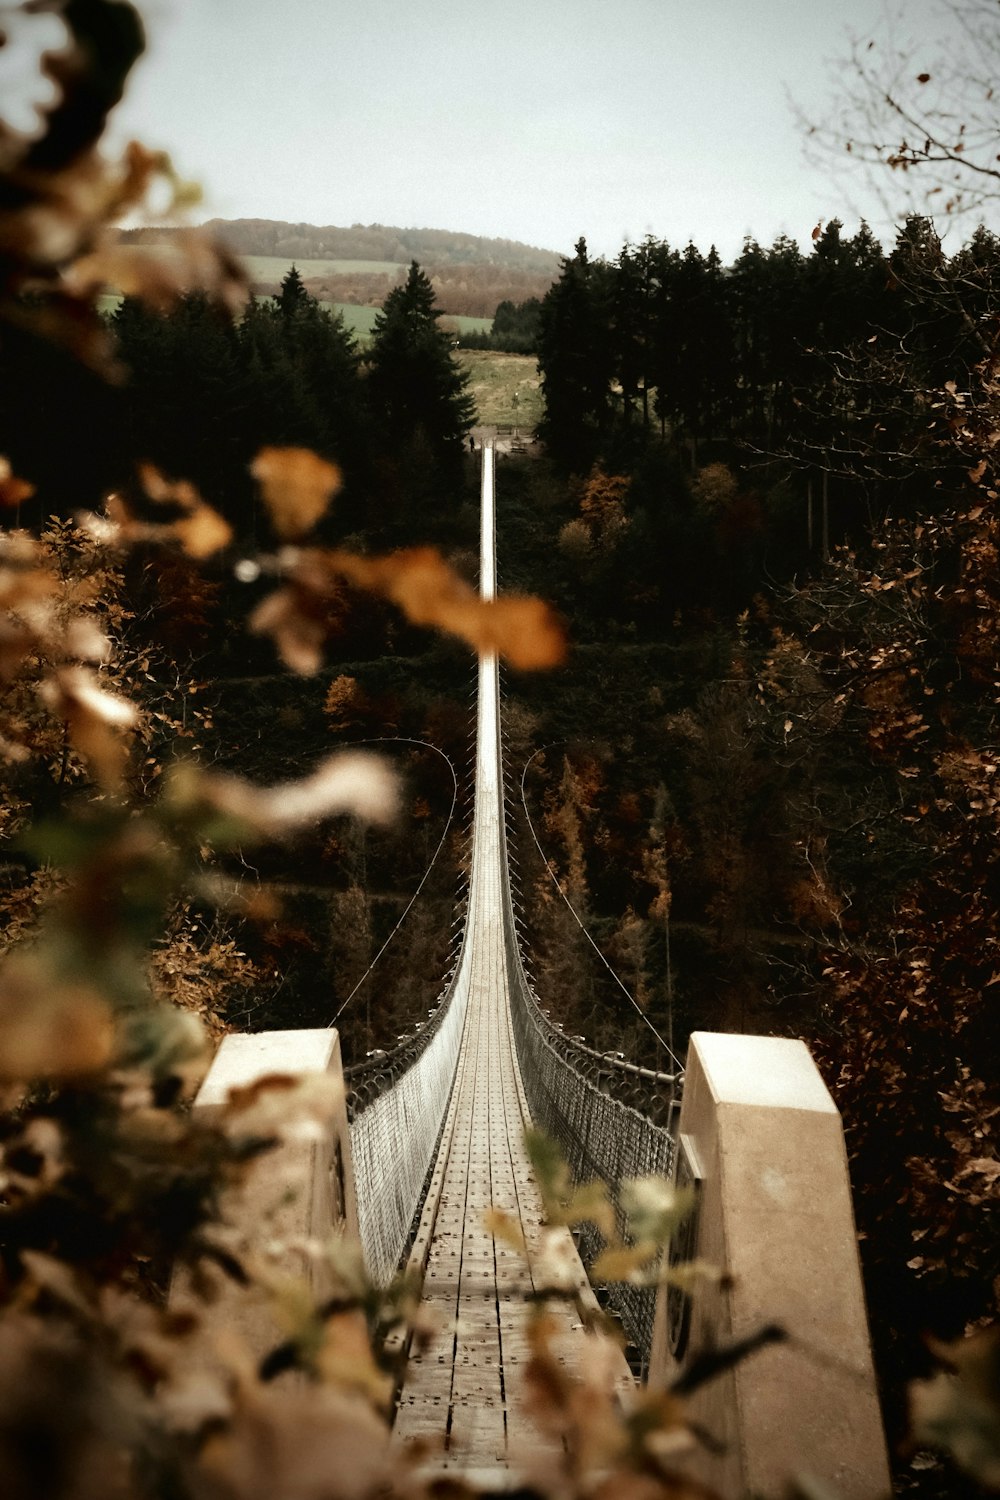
[174, 1029, 358, 1361]
[649, 1031, 890, 1498]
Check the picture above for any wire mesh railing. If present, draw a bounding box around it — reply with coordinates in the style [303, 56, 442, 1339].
[345, 860, 473, 1284]
[342, 734, 476, 1287]
[494, 684, 680, 1362]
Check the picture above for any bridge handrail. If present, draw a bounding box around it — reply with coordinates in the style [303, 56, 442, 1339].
[343, 912, 466, 1119]
[499, 812, 675, 1363]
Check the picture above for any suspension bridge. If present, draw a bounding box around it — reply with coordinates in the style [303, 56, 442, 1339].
[355, 440, 674, 1467]
[194, 441, 891, 1497]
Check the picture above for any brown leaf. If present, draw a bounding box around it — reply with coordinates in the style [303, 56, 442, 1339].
[67, 226, 249, 319]
[592, 1245, 654, 1283]
[38, 665, 139, 788]
[329, 546, 566, 669]
[316, 1308, 394, 1407]
[0, 457, 35, 509]
[250, 447, 341, 539]
[483, 1206, 525, 1254]
[166, 752, 398, 838]
[248, 586, 329, 676]
[958, 1157, 1000, 1183]
[0, 958, 114, 1080]
[197, 1383, 390, 1500]
[911, 1327, 1000, 1485]
[173, 503, 233, 560]
[136, 465, 233, 558]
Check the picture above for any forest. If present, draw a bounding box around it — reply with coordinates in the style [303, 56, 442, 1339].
[505, 222, 1000, 1479]
[0, 1, 997, 1497]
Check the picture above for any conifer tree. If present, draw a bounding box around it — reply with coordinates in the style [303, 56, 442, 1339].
[277, 263, 310, 319]
[536, 238, 615, 471]
[366, 261, 474, 487]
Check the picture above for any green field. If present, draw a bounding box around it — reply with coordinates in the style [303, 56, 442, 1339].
[97, 294, 492, 346]
[243, 255, 402, 281]
[457, 350, 542, 428]
[325, 303, 379, 337]
[322, 306, 491, 340]
[443, 314, 493, 336]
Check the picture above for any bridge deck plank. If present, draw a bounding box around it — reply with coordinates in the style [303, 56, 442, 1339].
[391, 781, 613, 1470]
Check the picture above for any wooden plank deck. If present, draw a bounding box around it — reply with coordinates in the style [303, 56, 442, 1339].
[392, 765, 604, 1469]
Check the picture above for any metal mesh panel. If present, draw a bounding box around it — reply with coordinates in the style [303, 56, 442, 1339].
[502, 906, 676, 1357]
[347, 926, 473, 1286]
[495, 730, 679, 1360]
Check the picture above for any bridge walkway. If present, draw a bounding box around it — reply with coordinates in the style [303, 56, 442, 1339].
[392, 443, 629, 1470]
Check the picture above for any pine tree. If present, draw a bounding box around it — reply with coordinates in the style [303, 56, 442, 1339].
[239, 276, 364, 487]
[366, 261, 475, 486]
[536, 238, 615, 470]
[277, 264, 310, 320]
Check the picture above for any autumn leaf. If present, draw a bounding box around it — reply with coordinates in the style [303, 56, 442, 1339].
[591, 1245, 654, 1283]
[38, 665, 139, 788]
[67, 228, 249, 318]
[165, 752, 399, 841]
[136, 464, 233, 558]
[329, 546, 566, 668]
[250, 447, 341, 539]
[957, 1157, 1000, 1183]
[0, 957, 114, 1080]
[252, 545, 565, 673]
[621, 1175, 694, 1244]
[483, 1206, 525, 1254]
[910, 1327, 1000, 1486]
[534, 1226, 587, 1293]
[248, 575, 344, 677]
[197, 1382, 391, 1500]
[173, 503, 233, 560]
[0, 457, 35, 509]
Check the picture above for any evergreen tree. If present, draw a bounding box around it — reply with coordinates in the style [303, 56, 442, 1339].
[277, 264, 310, 320]
[238, 276, 365, 495]
[536, 238, 616, 470]
[613, 240, 656, 429]
[665, 242, 736, 462]
[113, 279, 366, 530]
[366, 261, 475, 495]
[491, 297, 542, 353]
[113, 291, 246, 504]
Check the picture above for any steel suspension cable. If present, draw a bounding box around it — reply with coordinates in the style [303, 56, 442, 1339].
[329, 735, 461, 1030]
[516, 741, 685, 1073]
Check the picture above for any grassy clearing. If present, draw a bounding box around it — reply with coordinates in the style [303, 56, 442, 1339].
[325, 306, 493, 343]
[243, 255, 402, 281]
[96, 294, 490, 347]
[441, 314, 493, 336]
[457, 350, 542, 429]
[325, 303, 379, 338]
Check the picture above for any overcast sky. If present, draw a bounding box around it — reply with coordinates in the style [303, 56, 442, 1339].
[102, 0, 959, 262]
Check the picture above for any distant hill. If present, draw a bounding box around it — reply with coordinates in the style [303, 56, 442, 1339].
[117, 219, 562, 318]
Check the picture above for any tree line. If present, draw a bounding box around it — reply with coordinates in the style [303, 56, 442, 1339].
[3, 262, 476, 554]
[537, 218, 1000, 498]
[504, 211, 1000, 1480]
